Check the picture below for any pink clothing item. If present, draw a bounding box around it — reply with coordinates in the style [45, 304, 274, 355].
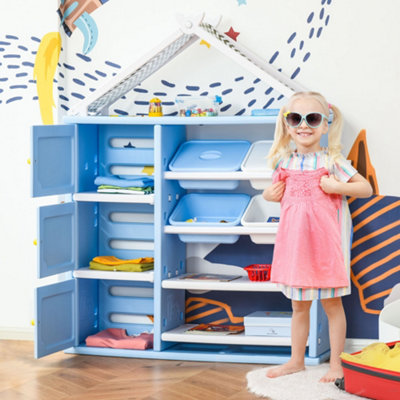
[271, 167, 349, 289]
[86, 328, 153, 350]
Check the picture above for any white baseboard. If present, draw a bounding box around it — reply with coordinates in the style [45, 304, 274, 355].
[344, 338, 375, 353]
[0, 327, 34, 341]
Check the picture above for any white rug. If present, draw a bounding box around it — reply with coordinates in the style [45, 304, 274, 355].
[247, 364, 368, 400]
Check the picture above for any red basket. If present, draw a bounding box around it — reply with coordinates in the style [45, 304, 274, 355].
[244, 264, 271, 281]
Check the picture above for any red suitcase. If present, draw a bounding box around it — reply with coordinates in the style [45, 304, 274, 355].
[341, 341, 400, 400]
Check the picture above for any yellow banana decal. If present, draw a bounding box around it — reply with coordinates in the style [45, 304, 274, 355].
[33, 32, 61, 125]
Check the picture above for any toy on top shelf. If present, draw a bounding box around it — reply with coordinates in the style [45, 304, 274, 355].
[148, 97, 163, 116]
[176, 95, 222, 117]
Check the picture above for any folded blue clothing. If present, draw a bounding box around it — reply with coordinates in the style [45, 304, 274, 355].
[94, 175, 154, 188]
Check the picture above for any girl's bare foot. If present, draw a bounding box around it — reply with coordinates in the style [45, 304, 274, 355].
[266, 361, 305, 378]
[319, 365, 343, 382]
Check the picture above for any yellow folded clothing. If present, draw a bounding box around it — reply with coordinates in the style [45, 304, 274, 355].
[340, 342, 400, 372]
[92, 256, 154, 266]
[89, 260, 154, 272]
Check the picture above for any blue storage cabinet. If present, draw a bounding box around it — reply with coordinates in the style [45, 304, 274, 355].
[32, 116, 330, 364]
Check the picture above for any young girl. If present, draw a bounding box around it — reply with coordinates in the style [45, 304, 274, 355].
[263, 91, 373, 382]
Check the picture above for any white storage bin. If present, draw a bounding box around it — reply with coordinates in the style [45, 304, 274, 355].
[241, 195, 280, 243]
[240, 140, 274, 189]
[244, 311, 292, 337]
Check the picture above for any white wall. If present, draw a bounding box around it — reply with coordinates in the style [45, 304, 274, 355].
[0, 0, 399, 338]
[0, 1, 60, 338]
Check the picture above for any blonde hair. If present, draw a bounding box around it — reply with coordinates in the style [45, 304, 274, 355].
[268, 91, 343, 168]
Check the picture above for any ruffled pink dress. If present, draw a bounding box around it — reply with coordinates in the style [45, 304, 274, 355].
[270, 167, 350, 289]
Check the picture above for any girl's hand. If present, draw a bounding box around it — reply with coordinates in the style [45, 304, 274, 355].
[321, 172, 373, 198]
[320, 174, 340, 194]
[263, 181, 286, 202]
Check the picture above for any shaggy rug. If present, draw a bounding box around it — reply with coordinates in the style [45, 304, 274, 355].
[246, 364, 368, 400]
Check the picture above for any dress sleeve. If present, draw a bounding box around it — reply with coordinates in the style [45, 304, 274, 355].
[333, 155, 358, 182]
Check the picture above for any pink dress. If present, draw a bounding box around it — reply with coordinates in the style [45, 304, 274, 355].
[270, 166, 350, 289]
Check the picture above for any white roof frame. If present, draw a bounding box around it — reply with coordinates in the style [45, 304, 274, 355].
[69, 13, 306, 116]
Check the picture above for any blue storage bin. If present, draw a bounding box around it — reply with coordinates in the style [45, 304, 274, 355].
[169, 140, 251, 189]
[169, 193, 250, 243]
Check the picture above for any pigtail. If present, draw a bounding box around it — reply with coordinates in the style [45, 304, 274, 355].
[267, 107, 292, 169]
[327, 103, 343, 166]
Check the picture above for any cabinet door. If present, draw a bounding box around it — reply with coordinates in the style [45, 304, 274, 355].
[35, 279, 76, 358]
[38, 202, 76, 278]
[31, 124, 76, 197]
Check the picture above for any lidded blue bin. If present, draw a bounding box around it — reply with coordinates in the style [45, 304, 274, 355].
[169, 140, 251, 189]
[169, 193, 250, 243]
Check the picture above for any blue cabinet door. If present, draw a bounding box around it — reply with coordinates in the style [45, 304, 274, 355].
[35, 279, 76, 358]
[31, 124, 76, 197]
[38, 202, 76, 278]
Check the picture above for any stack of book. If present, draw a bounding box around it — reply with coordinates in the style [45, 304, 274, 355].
[185, 324, 244, 335]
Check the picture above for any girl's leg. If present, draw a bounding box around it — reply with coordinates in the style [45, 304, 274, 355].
[320, 297, 346, 382]
[266, 300, 312, 378]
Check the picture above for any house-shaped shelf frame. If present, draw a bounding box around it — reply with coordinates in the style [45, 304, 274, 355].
[69, 13, 306, 116]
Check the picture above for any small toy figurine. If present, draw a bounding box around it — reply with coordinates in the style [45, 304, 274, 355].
[148, 97, 163, 116]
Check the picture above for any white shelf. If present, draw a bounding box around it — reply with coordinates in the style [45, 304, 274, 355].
[73, 192, 154, 204]
[164, 225, 277, 234]
[64, 116, 278, 126]
[164, 171, 272, 181]
[162, 276, 279, 292]
[162, 324, 292, 346]
[73, 267, 154, 282]
[164, 225, 277, 244]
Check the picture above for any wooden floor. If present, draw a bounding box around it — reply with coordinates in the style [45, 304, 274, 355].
[0, 340, 265, 399]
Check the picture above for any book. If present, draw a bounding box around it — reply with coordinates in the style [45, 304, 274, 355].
[185, 323, 244, 335]
[178, 273, 241, 282]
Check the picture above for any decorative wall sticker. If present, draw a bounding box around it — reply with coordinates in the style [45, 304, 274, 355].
[185, 297, 244, 325]
[348, 196, 400, 317]
[269, 0, 332, 81]
[199, 39, 211, 48]
[344, 193, 400, 339]
[53, 2, 333, 116]
[185, 291, 291, 326]
[343, 130, 399, 333]
[347, 129, 379, 195]
[0, 2, 333, 119]
[58, 0, 108, 55]
[224, 27, 240, 41]
[33, 32, 61, 124]
[0, 1, 109, 122]
[0, 35, 38, 106]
